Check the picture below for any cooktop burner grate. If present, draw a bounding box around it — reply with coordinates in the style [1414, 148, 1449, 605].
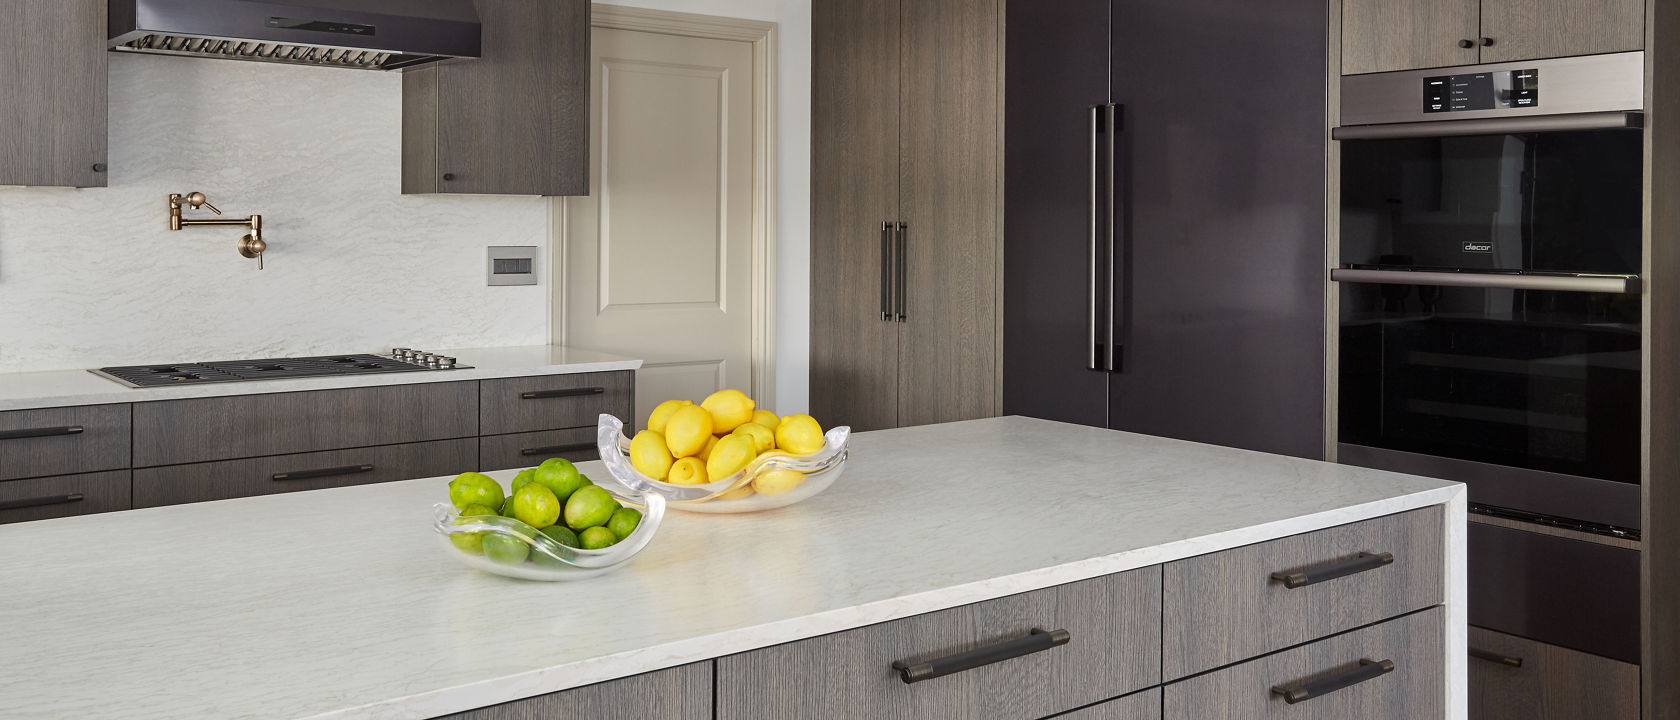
[93, 353, 467, 388]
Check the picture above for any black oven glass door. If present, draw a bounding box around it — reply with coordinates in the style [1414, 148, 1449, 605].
[1340, 128, 1642, 274]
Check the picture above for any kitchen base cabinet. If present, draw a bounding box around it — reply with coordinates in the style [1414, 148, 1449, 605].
[132, 439, 478, 507]
[717, 567, 1162, 720]
[479, 428, 597, 472]
[0, 403, 130, 481]
[434, 662, 711, 719]
[1468, 626, 1639, 720]
[0, 471, 130, 524]
[1164, 607, 1445, 720]
[479, 372, 634, 437]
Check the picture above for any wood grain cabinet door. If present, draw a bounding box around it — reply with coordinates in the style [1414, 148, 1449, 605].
[1467, 626, 1640, 720]
[1477, 0, 1644, 63]
[0, 0, 107, 187]
[810, 0, 904, 432]
[434, 662, 711, 719]
[1341, 0, 1479, 74]
[0, 471, 130, 525]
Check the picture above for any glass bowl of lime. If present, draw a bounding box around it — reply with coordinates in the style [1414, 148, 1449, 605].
[432, 463, 666, 581]
[595, 414, 850, 513]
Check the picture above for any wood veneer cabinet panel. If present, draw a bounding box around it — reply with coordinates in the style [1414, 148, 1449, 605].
[1468, 626, 1639, 720]
[1341, 0, 1479, 74]
[1479, 0, 1644, 63]
[479, 372, 633, 436]
[0, 471, 130, 525]
[478, 427, 597, 472]
[1057, 690, 1162, 720]
[0, 404, 130, 481]
[0, 0, 107, 187]
[435, 662, 711, 719]
[133, 439, 476, 507]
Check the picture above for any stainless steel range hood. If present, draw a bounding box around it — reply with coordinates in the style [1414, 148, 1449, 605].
[109, 0, 481, 71]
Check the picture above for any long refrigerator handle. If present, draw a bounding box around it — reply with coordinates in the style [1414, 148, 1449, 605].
[881, 221, 894, 322]
[895, 222, 908, 322]
[1103, 103, 1122, 373]
[1087, 105, 1102, 370]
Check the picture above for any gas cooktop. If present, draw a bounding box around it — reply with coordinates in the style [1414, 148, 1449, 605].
[92, 349, 471, 388]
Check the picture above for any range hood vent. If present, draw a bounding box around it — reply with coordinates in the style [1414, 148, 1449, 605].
[109, 0, 481, 71]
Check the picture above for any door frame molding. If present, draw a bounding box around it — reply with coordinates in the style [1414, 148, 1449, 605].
[553, 4, 780, 409]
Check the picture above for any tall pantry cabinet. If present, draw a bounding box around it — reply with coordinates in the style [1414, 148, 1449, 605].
[810, 0, 1001, 432]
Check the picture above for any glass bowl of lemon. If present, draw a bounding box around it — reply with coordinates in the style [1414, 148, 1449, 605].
[594, 391, 851, 513]
[432, 462, 666, 580]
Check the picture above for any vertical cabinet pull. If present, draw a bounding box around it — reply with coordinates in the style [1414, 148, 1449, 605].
[1271, 658, 1395, 704]
[1101, 103, 1121, 372]
[1087, 104, 1103, 370]
[881, 221, 895, 322]
[894, 222, 908, 322]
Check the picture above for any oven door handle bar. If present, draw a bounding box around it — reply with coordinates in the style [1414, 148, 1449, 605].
[1330, 268, 1641, 295]
[1332, 110, 1643, 140]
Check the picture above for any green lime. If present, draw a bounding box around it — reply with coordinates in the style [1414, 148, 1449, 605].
[448, 472, 504, 511]
[511, 468, 537, 494]
[499, 495, 517, 516]
[606, 507, 643, 540]
[533, 526, 581, 568]
[533, 458, 588, 502]
[449, 503, 497, 555]
[511, 483, 561, 529]
[579, 526, 617, 549]
[564, 485, 618, 530]
[482, 533, 530, 564]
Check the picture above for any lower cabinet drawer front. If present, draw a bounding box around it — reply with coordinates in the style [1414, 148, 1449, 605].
[717, 567, 1162, 720]
[1163, 507, 1445, 679]
[0, 471, 131, 524]
[1058, 690, 1162, 720]
[479, 428, 597, 472]
[480, 371, 634, 436]
[433, 662, 711, 719]
[1468, 626, 1639, 720]
[132, 439, 477, 507]
[0, 404, 130, 481]
[1164, 607, 1445, 720]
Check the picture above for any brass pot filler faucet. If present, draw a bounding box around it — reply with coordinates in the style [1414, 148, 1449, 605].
[168, 192, 266, 269]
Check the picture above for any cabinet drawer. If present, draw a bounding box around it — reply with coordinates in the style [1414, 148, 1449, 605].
[1164, 607, 1444, 720]
[717, 567, 1162, 720]
[480, 372, 633, 436]
[1058, 689, 1161, 720]
[1163, 507, 1444, 679]
[479, 428, 597, 472]
[0, 471, 131, 524]
[133, 382, 478, 467]
[0, 404, 130, 481]
[433, 661, 710, 719]
[1468, 626, 1639, 720]
[133, 439, 476, 508]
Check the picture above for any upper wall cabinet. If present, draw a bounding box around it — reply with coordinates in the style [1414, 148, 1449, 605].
[402, 0, 590, 196]
[0, 0, 108, 188]
[1342, 0, 1644, 74]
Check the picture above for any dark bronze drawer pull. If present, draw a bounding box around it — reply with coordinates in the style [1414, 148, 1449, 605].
[521, 442, 597, 457]
[892, 628, 1070, 684]
[272, 464, 375, 482]
[1469, 647, 1524, 668]
[0, 493, 85, 511]
[0, 425, 85, 441]
[1271, 658, 1395, 704]
[520, 387, 606, 400]
[1271, 551, 1394, 589]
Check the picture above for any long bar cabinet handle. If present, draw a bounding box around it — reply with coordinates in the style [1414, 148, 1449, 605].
[1331, 110, 1642, 140]
[891, 628, 1070, 684]
[1271, 658, 1395, 704]
[881, 221, 895, 322]
[1271, 551, 1394, 589]
[521, 387, 606, 400]
[272, 464, 375, 482]
[1087, 104, 1102, 370]
[0, 426, 85, 441]
[0, 493, 85, 511]
[894, 222, 908, 322]
[1102, 103, 1122, 373]
[1330, 268, 1640, 294]
[1469, 648, 1524, 668]
[521, 442, 596, 457]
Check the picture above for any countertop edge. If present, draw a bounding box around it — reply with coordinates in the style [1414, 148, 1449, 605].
[311, 483, 1466, 720]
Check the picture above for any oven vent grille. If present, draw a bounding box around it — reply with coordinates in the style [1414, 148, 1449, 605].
[116, 33, 404, 70]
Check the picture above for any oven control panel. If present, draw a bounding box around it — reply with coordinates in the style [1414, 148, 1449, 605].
[1424, 68, 1538, 113]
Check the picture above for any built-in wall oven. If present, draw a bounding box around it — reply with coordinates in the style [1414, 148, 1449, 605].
[1333, 52, 1644, 666]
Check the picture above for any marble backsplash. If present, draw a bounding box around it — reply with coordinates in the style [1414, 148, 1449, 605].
[0, 53, 551, 373]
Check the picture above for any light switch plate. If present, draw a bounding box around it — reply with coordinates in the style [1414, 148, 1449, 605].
[487, 246, 537, 286]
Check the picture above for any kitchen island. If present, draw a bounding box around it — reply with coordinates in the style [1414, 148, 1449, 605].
[0, 417, 1466, 720]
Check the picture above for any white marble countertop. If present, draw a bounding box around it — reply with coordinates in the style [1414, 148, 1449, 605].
[0, 345, 642, 412]
[0, 416, 1465, 720]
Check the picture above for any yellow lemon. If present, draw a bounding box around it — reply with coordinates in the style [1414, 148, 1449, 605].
[753, 468, 807, 496]
[664, 404, 714, 458]
[775, 414, 825, 455]
[646, 399, 693, 434]
[668, 456, 710, 485]
[629, 430, 673, 481]
[717, 483, 756, 501]
[706, 434, 757, 479]
[752, 409, 780, 430]
[697, 435, 720, 462]
[731, 422, 775, 454]
[701, 389, 756, 433]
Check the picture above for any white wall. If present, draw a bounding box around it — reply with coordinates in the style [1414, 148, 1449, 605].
[596, 0, 811, 415]
[0, 53, 551, 373]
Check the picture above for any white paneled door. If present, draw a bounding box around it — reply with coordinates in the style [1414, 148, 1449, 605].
[558, 13, 771, 428]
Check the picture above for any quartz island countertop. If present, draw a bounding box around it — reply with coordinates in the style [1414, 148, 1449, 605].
[0, 416, 1466, 720]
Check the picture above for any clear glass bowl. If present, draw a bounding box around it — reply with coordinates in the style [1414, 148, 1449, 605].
[595, 414, 850, 513]
[431, 472, 665, 581]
